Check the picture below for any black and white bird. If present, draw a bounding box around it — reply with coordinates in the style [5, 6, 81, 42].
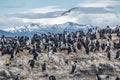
[115, 50, 120, 60]
[115, 76, 120, 80]
[49, 75, 56, 80]
[70, 61, 77, 74]
[15, 73, 20, 80]
[41, 62, 46, 72]
[28, 59, 35, 69]
[96, 74, 101, 80]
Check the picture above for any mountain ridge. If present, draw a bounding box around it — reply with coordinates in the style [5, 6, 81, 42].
[7, 22, 93, 34]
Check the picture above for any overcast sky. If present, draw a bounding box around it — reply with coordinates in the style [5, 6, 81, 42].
[0, 0, 120, 30]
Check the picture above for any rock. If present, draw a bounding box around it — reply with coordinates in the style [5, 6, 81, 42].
[80, 68, 96, 75]
[87, 60, 92, 65]
[0, 78, 8, 80]
[73, 73, 87, 80]
[26, 77, 33, 80]
[21, 70, 30, 79]
[9, 67, 29, 79]
[3, 70, 11, 78]
[99, 62, 115, 70]
[0, 69, 12, 80]
[0, 70, 4, 76]
[9, 67, 21, 76]
[80, 62, 86, 66]
[0, 61, 4, 67]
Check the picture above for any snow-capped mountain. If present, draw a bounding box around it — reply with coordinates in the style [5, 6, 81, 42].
[9, 23, 43, 33]
[8, 22, 93, 35]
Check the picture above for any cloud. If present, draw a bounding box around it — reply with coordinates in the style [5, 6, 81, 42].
[0, 16, 23, 30]
[63, 0, 120, 26]
[6, 6, 65, 19]
[25, 6, 65, 14]
[78, 0, 120, 8]
[6, 5, 115, 19]
[4, 3, 24, 8]
[76, 13, 120, 27]
[61, 7, 113, 15]
[22, 16, 77, 25]
[6, 11, 64, 19]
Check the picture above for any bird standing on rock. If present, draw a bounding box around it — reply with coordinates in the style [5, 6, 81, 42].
[28, 59, 35, 69]
[70, 61, 77, 74]
[15, 73, 20, 80]
[42, 61, 46, 72]
[96, 74, 101, 80]
[49, 75, 56, 80]
[115, 76, 120, 80]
